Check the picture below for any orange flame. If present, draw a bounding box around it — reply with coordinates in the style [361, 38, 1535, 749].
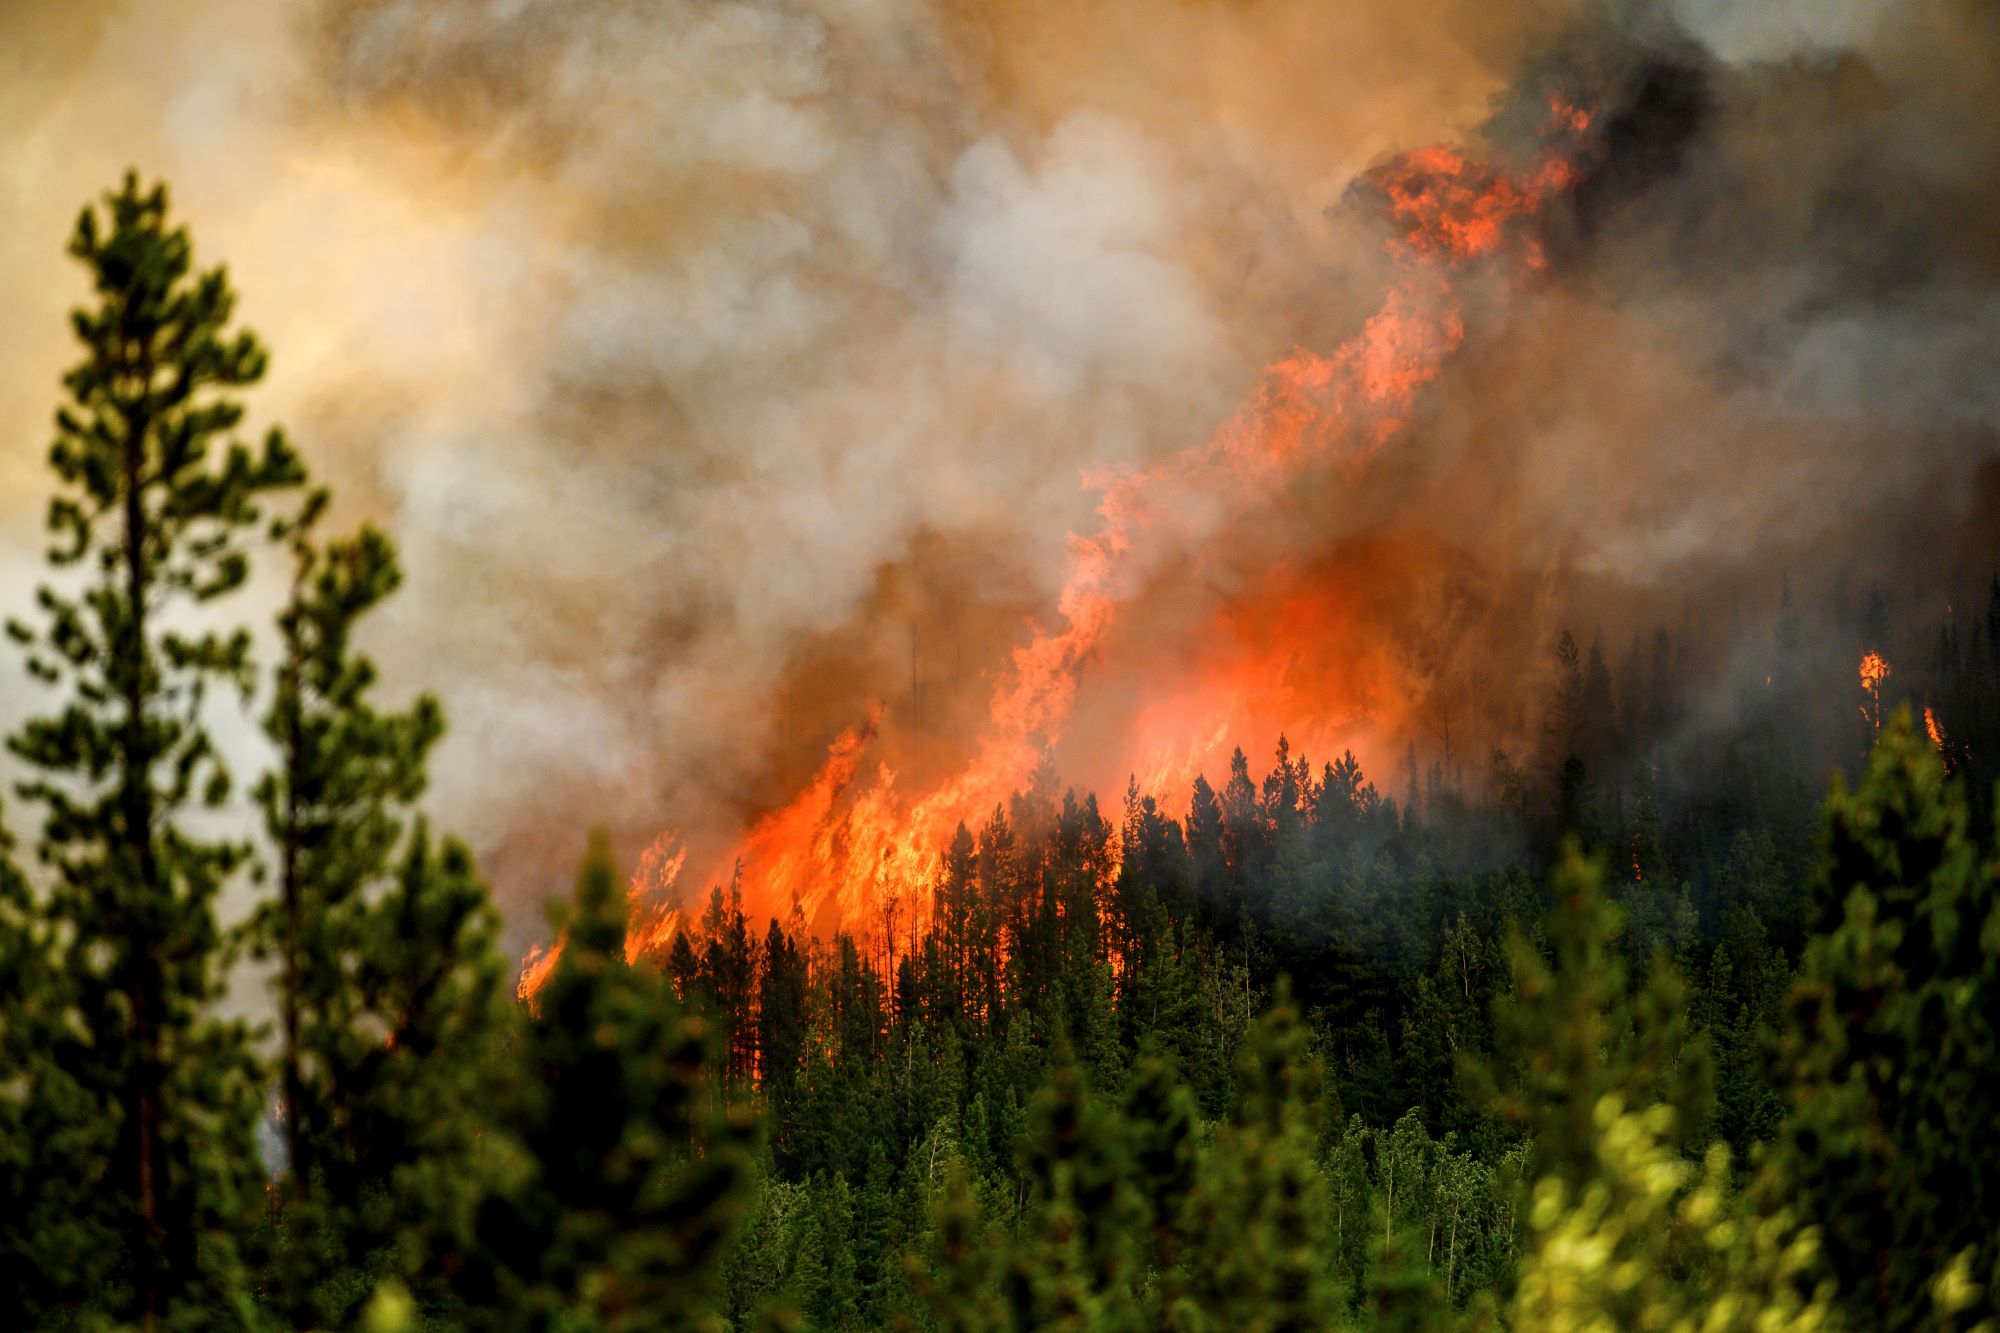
[1858, 650, 1891, 736]
[519, 97, 1601, 1000]
[1924, 705, 1946, 752]
[1859, 650, 1890, 694]
[513, 834, 690, 1001]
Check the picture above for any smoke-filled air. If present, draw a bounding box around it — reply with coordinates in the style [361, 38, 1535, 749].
[3, 0, 1999, 1329]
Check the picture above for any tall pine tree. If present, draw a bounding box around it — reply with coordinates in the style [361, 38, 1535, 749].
[459, 834, 757, 1330]
[253, 481, 510, 1323]
[6, 172, 302, 1325]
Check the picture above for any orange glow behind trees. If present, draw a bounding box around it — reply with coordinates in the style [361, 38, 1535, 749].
[520, 97, 1603, 999]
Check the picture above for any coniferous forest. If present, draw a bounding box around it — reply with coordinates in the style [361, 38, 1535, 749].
[2, 172, 1999, 1333]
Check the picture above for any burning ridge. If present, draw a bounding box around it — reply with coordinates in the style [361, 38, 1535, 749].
[520, 85, 1653, 1002]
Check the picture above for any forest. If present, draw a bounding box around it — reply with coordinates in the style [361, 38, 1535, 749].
[2, 176, 1999, 1333]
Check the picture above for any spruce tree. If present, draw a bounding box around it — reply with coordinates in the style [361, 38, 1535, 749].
[6, 172, 303, 1324]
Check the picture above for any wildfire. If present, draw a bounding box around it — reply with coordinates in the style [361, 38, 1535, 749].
[519, 95, 1603, 1000]
[514, 831, 691, 1003]
[1859, 649, 1890, 734]
[515, 942, 559, 1004]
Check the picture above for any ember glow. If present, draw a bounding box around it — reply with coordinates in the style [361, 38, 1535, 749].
[519, 98, 1602, 998]
[1860, 650, 1891, 734]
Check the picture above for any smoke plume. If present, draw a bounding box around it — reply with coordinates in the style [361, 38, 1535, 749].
[1, 0, 1996, 946]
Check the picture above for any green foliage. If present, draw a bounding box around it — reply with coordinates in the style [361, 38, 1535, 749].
[0, 803, 119, 1316]
[250, 477, 511, 1327]
[4, 171, 2000, 1333]
[1186, 982, 1339, 1330]
[5, 171, 302, 1326]
[907, 1161, 1010, 1333]
[259, 826, 513, 1326]
[1478, 842, 1712, 1196]
[1777, 708, 2000, 1330]
[457, 834, 757, 1330]
[1512, 1107, 1834, 1332]
[1493, 846, 1836, 1333]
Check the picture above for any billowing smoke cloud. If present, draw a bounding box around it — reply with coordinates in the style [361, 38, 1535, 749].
[1, 0, 1996, 945]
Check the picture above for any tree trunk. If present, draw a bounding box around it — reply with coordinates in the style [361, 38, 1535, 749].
[119, 342, 166, 1328]
[1445, 1210, 1459, 1304]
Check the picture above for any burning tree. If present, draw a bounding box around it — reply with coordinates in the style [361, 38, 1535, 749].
[1859, 648, 1891, 735]
[519, 92, 1609, 993]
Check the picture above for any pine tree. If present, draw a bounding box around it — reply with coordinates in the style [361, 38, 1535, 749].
[854, 1141, 906, 1325]
[1776, 708, 2000, 1330]
[330, 828, 511, 1308]
[1187, 981, 1337, 1330]
[760, 918, 810, 1157]
[1581, 629, 1618, 769]
[1118, 1047, 1200, 1319]
[248, 480, 473, 1310]
[1477, 843, 1710, 1193]
[1541, 630, 1585, 791]
[0, 803, 118, 1317]
[1487, 846, 1831, 1332]
[1648, 626, 1676, 740]
[788, 1172, 861, 1328]
[5, 172, 303, 1325]
[907, 1160, 1010, 1333]
[1013, 1049, 1134, 1326]
[459, 834, 757, 1330]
